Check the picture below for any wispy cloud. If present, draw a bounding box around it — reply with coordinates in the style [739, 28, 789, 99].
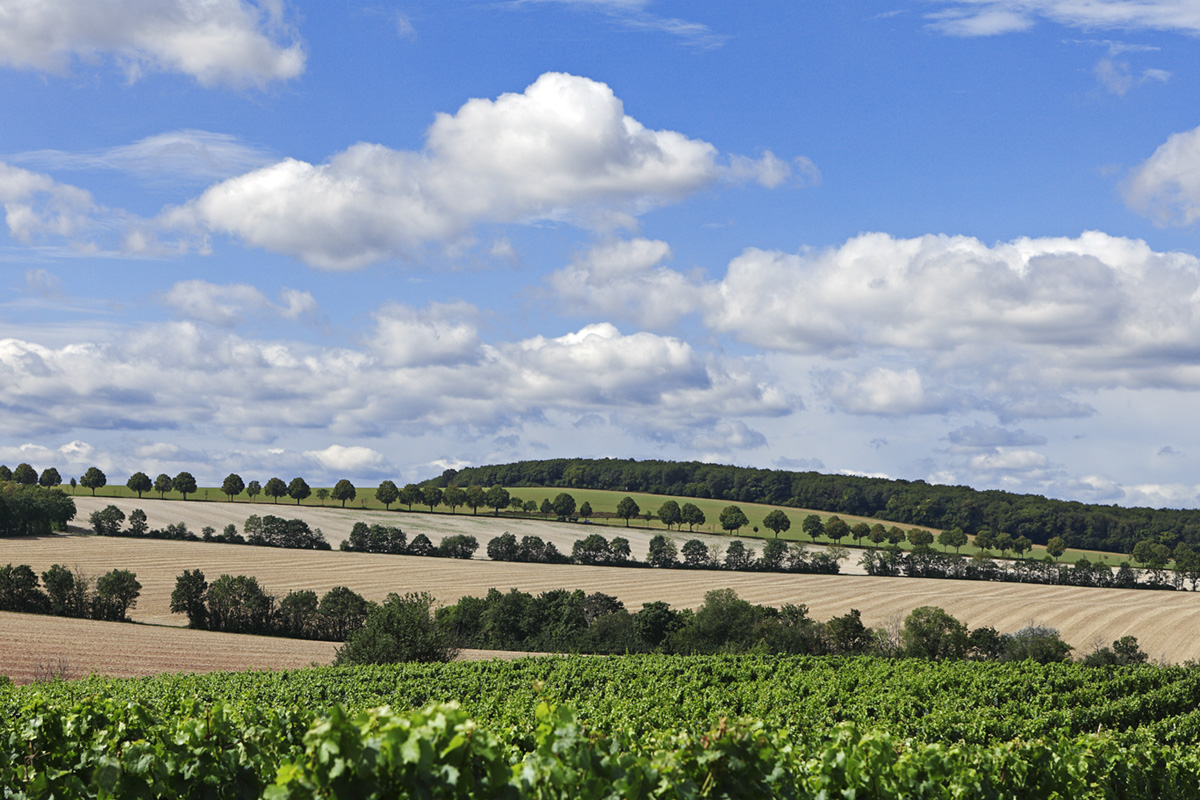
[501, 0, 726, 49]
[7, 131, 276, 185]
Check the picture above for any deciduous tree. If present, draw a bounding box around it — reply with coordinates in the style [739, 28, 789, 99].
[680, 502, 705, 532]
[154, 473, 172, 498]
[126, 471, 152, 498]
[375, 480, 399, 510]
[332, 479, 356, 508]
[80, 466, 107, 496]
[616, 496, 640, 527]
[221, 473, 245, 501]
[38, 468, 61, 488]
[657, 500, 682, 530]
[719, 505, 749, 534]
[762, 509, 791, 539]
[287, 476, 311, 505]
[12, 463, 37, 485]
[264, 477, 287, 503]
[172, 471, 197, 500]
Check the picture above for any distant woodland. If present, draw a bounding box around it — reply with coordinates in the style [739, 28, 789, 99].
[435, 458, 1200, 554]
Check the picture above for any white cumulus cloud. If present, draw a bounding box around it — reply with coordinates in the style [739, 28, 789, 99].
[1123, 124, 1200, 227]
[0, 0, 305, 87]
[166, 72, 795, 269]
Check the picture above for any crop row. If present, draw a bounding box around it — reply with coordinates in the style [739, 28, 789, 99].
[9, 655, 1200, 749]
[3, 693, 1200, 799]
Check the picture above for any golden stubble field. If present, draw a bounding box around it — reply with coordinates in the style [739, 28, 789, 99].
[5, 506, 1200, 680]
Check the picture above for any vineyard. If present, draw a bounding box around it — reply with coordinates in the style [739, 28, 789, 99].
[5, 654, 1200, 797]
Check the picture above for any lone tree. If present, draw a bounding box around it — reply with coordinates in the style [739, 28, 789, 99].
[287, 477, 311, 505]
[80, 466, 107, 496]
[332, 479, 357, 508]
[38, 468, 62, 488]
[264, 477, 287, 503]
[126, 471, 152, 498]
[762, 509, 791, 539]
[375, 480, 399, 510]
[616, 496, 640, 527]
[719, 505, 749, 534]
[154, 473, 172, 498]
[172, 471, 198, 500]
[221, 473, 245, 501]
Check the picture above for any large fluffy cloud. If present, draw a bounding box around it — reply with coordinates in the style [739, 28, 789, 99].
[553, 231, 1200, 421]
[1123, 125, 1200, 227]
[0, 0, 304, 87]
[925, 1, 1200, 36]
[0, 301, 794, 456]
[168, 73, 795, 268]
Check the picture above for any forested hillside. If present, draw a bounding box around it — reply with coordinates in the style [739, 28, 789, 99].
[433, 458, 1200, 554]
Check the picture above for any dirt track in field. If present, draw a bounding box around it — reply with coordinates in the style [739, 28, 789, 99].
[4, 526, 1200, 666]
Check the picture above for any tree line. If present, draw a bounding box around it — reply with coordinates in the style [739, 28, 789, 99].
[170, 570, 371, 640]
[337, 585, 1152, 669]
[0, 563, 141, 621]
[434, 458, 1200, 554]
[0, 482, 75, 537]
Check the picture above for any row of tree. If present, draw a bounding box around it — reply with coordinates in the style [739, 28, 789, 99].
[436, 458, 1200, 554]
[0, 563, 141, 621]
[338, 585, 1142, 667]
[89, 506, 333, 550]
[169, 570, 371, 640]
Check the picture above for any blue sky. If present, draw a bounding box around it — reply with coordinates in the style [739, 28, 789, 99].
[4, 1, 1200, 506]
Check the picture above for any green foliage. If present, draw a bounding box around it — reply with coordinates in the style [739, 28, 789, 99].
[154, 472, 173, 498]
[615, 496, 639, 526]
[80, 466, 107, 495]
[332, 479, 357, 507]
[221, 472, 245, 500]
[762, 508, 790, 538]
[127, 471, 152, 498]
[172, 471, 198, 499]
[11, 462, 37, 485]
[170, 569, 209, 628]
[89, 503, 125, 536]
[375, 479, 399, 509]
[336, 592, 457, 665]
[440, 457, 1200, 555]
[287, 476, 311, 505]
[718, 505, 749, 533]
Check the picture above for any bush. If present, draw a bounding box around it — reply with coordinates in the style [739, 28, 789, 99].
[336, 592, 457, 665]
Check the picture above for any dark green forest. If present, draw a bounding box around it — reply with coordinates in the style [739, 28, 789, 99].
[433, 458, 1200, 554]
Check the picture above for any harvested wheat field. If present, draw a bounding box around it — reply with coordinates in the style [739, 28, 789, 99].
[5, 533, 1200, 664]
[68, 496, 743, 563]
[0, 611, 546, 684]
